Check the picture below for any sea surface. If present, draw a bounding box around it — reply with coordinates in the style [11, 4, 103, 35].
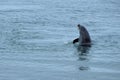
[0, 0, 120, 80]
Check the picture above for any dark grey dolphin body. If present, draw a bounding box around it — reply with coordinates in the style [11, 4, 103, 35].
[73, 24, 91, 46]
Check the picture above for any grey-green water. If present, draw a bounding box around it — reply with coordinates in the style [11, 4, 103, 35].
[0, 0, 120, 80]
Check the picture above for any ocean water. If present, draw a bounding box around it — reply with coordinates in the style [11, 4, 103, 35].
[0, 0, 120, 80]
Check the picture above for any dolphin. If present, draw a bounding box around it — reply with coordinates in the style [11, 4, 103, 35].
[73, 24, 91, 46]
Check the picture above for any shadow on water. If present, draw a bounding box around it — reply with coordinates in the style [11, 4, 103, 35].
[75, 45, 91, 71]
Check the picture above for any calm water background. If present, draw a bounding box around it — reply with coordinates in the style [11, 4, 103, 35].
[0, 0, 120, 80]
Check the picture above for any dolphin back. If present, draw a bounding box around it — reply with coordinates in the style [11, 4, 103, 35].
[79, 26, 91, 46]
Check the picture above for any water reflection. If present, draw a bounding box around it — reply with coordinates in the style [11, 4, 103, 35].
[76, 46, 91, 71]
[79, 66, 89, 71]
[77, 46, 91, 60]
